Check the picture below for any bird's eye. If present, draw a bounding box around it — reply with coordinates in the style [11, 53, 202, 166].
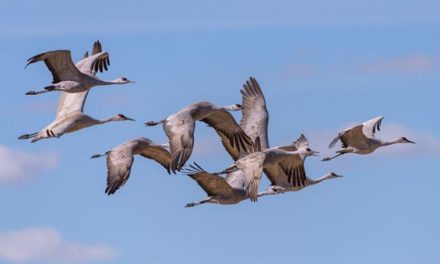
[118, 114, 125, 118]
[121, 77, 127, 81]
[306, 148, 311, 151]
[235, 104, 242, 108]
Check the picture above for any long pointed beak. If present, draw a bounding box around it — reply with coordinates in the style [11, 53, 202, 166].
[311, 151, 320, 156]
[334, 173, 343, 178]
[126, 117, 135, 121]
[407, 139, 415, 144]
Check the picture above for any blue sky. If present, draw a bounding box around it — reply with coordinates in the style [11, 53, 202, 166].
[1, 1, 439, 263]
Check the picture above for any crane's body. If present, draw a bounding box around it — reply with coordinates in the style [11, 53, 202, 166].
[145, 101, 252, 173]
[91, 137, 172, 195]
[25, 46, 131, 95]
[323, 116, 415, 161]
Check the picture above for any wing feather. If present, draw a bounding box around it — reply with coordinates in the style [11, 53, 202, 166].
[240, 77, 269, 149]
[26, 50, 83, 83]
[185, 163, 234, 196]
[105, 146, 134, 195]
[201, 109, 253, 160]
[164, 113, 195, 173]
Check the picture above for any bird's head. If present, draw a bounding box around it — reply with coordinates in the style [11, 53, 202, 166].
[113, 114, 135, 121]
[225, 103, 243, 111]
[399, 137, 415, 144]
[327, 172, 343, 179]
[298, 147, 319, 157]
[118, 77, 133, 83]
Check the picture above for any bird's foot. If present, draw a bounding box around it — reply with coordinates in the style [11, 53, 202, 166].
[25, 90, 38, 95]
[185, 203, 195, 208]
[18, 134, 33, 140]
[145, 121, 160, 126]
[322, 157, 331, 162]
[91, 153, 107, 159]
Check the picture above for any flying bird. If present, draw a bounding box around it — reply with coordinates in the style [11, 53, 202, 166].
[258, 134, 342, 197]
[25, 41, 132, 95]
[322, 116, 415, 161]
[91, 137, 171, 195]
[218, 137, 318, 202]
[18, 41, 134, 143]
[145, 101, 253, 173]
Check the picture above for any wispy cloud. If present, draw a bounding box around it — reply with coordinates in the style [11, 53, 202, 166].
[0, 145, 59, 184]
[282, 53, 440, 80]
[0, 227, 117, 263]
[360, 54, 440, 75]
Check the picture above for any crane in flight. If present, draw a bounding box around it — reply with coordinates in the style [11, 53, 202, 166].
[323, 116, 415, 161]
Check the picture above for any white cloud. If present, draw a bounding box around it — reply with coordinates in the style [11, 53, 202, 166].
[360, 54, 440, 75]
[0, 227, 117, 263]
[0, 145, 59, 184]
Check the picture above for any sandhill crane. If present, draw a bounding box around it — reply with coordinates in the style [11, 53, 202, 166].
[25, 41, 132, 95]
[258, 134, 342, 197]
[218, 137, 318, 202]
[144, 101, 253, 173]
[322, 116, 415, 161]
[18, 41, 134, 143]
[184, 163, 249, 207]
[91, 137, 171, 195]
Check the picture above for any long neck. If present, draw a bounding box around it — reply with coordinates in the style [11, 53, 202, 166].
[381, 138, 402, 147]
[308, 173, 333, 185]
[221, 104, 242, 112]
[96, 78, 124, 86]
[98, 116, 117, 124]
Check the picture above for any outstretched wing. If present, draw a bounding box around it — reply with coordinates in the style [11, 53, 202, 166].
[185, 163, 234, 196]
[26, 50, 83, 83]
[273, 145, 306, 186]
[164, 113, 195, 173]
[329, 125, 369, 150]
[75, 51, 109, 76]
[201, 109, 253, 160]
[362, 116, 384, 139]
[140, 144, 172, 174]
[75, 40, 110, 75]
[105, 145, 135, 195]
[240, 77, 269, 149]
[235, 153, 264, 202]
[56, 41, 110, 119]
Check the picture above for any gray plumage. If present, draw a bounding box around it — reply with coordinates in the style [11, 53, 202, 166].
[323, 116, 415, 161]
[145, 101, 253, 173]
[91, 137, 172, 195]
[184, 163, 249, 207]
[18, 41, 134, 143]
[219, 77, 269, 160]
[25, 41, 132, 95]
[259, 135, 342, 197]
[220, 137, 318, 202]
